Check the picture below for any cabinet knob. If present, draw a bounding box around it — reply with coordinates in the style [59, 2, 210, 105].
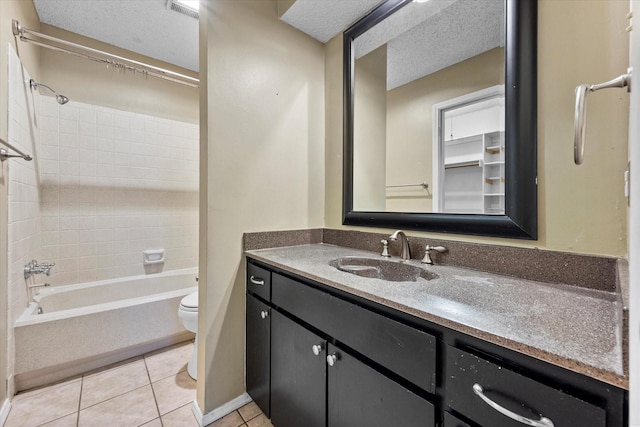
[260, 310, 269, 319]
[326, 354, 337, 366]
[311, 344, 323, 356]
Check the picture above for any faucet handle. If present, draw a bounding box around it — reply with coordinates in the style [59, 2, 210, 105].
[422, 245, 447, 264]
[380, 240, 391, 258]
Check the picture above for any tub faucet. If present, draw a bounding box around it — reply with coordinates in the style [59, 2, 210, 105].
[389, 230, 411, 261]
[24, 260, 55, 280]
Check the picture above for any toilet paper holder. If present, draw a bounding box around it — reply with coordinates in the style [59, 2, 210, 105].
[143, 249, 165, 266]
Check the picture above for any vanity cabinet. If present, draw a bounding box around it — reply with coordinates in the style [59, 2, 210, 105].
[245, 258, 626, 427]
[271, 310, 326, 427]
[246, 293, 271, 417]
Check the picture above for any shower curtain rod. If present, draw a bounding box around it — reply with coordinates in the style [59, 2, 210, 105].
[0, 137, 32, 161]
[12, 20, 199, 88]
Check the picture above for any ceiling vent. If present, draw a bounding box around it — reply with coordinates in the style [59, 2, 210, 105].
[167, 0, 199, 19]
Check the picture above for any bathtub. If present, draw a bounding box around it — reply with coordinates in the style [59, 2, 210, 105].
[14, 268, 198, 391]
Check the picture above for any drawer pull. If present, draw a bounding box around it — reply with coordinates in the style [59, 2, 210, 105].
[312, 344, 323, 356]
[472, 383, 554, 427]
[260, 310, 269, 319]
[250, 276, 265, 286]
[327, 354, 338, 367]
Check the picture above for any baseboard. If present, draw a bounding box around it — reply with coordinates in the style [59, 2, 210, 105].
[192, 392, 252, 427]
[0, 398, 11, 427]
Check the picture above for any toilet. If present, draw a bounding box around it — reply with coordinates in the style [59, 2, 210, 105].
[178, 291, 198, 379]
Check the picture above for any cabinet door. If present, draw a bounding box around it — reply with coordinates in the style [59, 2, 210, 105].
[327, 344, 435, 427]
[271, 310, 326, 427]
[246, 294, 271, 417]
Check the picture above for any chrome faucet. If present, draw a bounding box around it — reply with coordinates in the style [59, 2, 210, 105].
[389, 230, 411, 261]
[24, 260, 55, 280]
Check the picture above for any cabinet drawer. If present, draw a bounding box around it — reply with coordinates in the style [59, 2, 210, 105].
[247, 263, 271, 300]
[443, 412, 471, 427]
[446, 346, 606, 427]
[272, 273, 437, 393]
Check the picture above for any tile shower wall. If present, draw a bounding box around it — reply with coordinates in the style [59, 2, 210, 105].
[7, 46, 41, 396]
[36, 97, 199, 285]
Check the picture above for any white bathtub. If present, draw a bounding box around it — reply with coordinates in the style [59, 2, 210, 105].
[14, 268, 198, 391]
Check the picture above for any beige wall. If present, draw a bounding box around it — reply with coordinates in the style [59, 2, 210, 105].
[200, 0, 324, 413]
[353, 45, 387, 211]
[385, 48, 504, 213]
[0, 0, 41, 405]
[39, 24, 198, 124]
[326, 0, 630, 257]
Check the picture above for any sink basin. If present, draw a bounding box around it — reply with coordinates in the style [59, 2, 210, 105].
[329, 257, 437, 282]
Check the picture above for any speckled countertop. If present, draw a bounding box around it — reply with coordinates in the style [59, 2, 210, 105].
[246, 243, 626, 389]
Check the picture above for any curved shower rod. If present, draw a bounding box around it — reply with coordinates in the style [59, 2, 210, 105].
[12, 19, 199, 88]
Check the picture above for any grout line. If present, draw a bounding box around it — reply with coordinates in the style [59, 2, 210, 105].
[143, 356, 164, 425]
[75, 376, 83, 427]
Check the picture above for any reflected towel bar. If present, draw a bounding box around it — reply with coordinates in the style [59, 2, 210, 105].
[386, 182, 429, 190]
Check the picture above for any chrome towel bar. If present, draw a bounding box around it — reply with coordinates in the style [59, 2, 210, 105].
[574, 68, 632, 165]
[0, 137, 32, 161]
[386, 182, 429, 190]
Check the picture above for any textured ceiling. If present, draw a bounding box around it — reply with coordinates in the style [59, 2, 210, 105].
[386, 0, 504, 89]
[31, 0, 504, 91]
[33, 0, 199, 72]
[280, 0, 383, 43]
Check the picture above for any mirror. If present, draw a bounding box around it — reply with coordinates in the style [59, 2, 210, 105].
[343, 0, 537, 239]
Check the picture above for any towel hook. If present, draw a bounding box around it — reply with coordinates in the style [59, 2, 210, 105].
[574, 67, 632, 165]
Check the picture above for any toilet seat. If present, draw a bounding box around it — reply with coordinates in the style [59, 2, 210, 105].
[179, 292, 198, 312]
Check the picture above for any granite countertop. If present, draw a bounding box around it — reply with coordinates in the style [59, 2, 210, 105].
[245, 243, 626, 389]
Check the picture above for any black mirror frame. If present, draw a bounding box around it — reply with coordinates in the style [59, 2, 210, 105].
[343, 0, 537, 239]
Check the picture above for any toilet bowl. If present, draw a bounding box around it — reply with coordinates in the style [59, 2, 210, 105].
[178, 291, 198, 379]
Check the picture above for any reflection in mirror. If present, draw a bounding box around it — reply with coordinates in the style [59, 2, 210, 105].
[352, 0, 505, 214]
[435, 86, 505, 214]
[343, 0, 537, 239]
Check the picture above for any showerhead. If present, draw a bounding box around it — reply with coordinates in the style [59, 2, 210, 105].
[29, 79, 69, 105]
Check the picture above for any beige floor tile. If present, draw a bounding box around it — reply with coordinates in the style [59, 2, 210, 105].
[161, 402, 199, 427]
[207, 410, 245, 427]
[80, 358, 150, 409]
[40, 413, 78, 427]
[246, 414, 273, 427]
[238, 402, 262, 422]
[5, 379, 81, 427]
[152, 369, 196, 415]
[141, 418, 163, 427]
[144, 341, 193, 382]
[77, 384, 158, 426]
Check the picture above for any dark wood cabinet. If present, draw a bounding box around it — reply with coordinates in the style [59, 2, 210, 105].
[246, 258, 627, 427]
[271, 310, 326, 427]
[246, 294, 271, 417]
[327, 343, 435, 427]
[445, 346, 606, 427]
[443, 412, 472, 427]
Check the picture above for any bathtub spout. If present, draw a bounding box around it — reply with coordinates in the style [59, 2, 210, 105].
[28, 283, 50, 289]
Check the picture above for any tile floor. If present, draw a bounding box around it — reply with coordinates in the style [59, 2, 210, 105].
[4, 341, 271, 427]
